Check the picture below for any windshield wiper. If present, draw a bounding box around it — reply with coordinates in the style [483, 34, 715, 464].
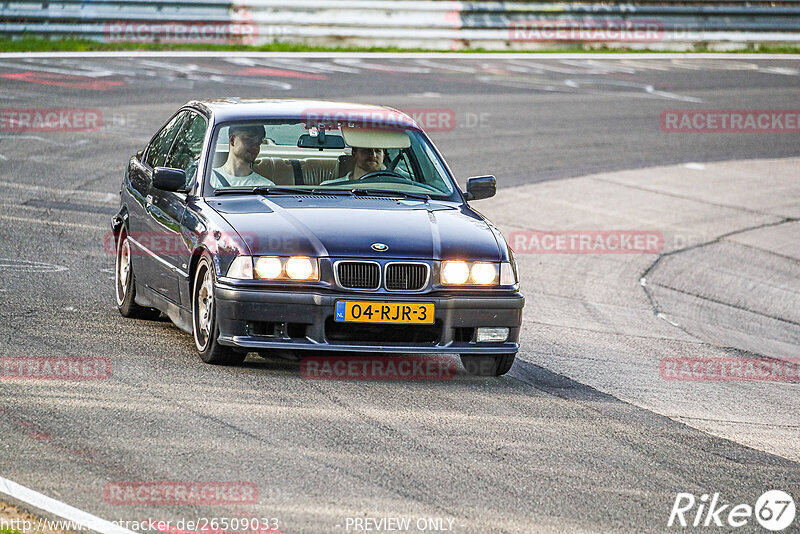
[309, 188, 354, 196]
[214, 186, 307, 196]
[216, 186, 360, 197]
[351, 188, 429, 201]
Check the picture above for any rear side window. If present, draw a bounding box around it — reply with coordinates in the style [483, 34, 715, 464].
[145, 111, 189, 168]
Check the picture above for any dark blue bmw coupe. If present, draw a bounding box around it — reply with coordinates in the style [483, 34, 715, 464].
[112, 99, 523, 375]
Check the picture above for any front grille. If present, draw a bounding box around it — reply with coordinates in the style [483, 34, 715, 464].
[385, 263, 428, 291]
[337, 261, 380, 289]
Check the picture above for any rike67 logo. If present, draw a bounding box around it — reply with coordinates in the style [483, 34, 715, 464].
[668, 490, 796, 531]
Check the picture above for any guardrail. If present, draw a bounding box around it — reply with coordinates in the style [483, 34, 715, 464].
[2, 0, 799, 49]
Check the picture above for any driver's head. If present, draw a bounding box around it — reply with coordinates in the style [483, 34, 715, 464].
[228, 125, 266, 164]
[352, 147, 385, 173]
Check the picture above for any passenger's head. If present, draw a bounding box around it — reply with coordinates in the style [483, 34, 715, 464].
[228, 125, 266, 164]
[352, 147, 385, 174]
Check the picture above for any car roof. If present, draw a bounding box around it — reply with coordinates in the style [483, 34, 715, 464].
[186, 98, 422, 131]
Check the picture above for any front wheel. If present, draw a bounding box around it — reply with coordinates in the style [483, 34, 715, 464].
[192, 253, 246, 365]
[115, 228, 160, 320]
[460, 354, 516, 376]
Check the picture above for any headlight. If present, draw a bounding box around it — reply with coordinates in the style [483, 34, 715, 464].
[285, 257, 315, 280]
[441, 261, 500, 285]
[255, 256, 282, 279]
[441, 261, 470, 285]
[228, 255, 319, 281]
[471, 263, 497, 285]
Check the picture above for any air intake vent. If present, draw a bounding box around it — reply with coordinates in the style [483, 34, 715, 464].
[385, 263, 429, 291]
[337, 261, 380, 290]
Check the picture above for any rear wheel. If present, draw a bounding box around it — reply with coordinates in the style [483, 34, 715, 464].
[115, 228, 160, 319]
[192, 253, 246, 365]
[460, 354, 516, 376]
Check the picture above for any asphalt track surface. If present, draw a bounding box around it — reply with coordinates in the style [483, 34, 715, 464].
[0, 54, 799, 533]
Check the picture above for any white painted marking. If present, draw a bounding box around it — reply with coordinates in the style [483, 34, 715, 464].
[0, 213, 105, 230]
[657, 312, 680, 327]
[0, 60, 115, 77]
[0, 180, 116, 203]
[413, 59, 477, 73]
[0, 259, 68, 273]
[0, 135, 90, 147]
[645, 86, 704, 103]
[560, 59, 639, 74]
[407, 92, 441, 98]
[1, 52, 798, 60]
[684, 162, 706, 170]
[64, 306, 77, 311]
[332, 58, 431, 73]
[759, 66, 800, 76]
[0, 475, 136, 534]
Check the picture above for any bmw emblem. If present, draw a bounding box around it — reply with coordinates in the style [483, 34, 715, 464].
[371, 243, 389, 252]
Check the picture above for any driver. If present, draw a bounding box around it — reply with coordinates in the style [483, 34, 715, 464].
[212, 125, 275, 188]
[320, 147, 385, 185]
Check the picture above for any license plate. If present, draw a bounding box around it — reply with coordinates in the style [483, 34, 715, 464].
[334, 301, 434, 324]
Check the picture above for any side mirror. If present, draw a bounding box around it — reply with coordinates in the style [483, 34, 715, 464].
[152, 167, 186, 192]
[465, 175, 496, 201]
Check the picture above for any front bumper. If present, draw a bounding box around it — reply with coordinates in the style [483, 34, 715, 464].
[214, 285, 523, 354]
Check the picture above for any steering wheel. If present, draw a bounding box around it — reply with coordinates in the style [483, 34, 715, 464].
[355, 171, 444, 193]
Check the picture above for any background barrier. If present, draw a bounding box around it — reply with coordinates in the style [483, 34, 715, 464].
[2, 0, 799, 49]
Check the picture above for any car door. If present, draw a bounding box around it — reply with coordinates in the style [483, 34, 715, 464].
[143, 110, 208, 305]
[128, 110, 189, 300]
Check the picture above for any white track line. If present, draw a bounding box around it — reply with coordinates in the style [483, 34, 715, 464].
[0, 52, 798, 60]
[0, 213, 106, 230]
[0, 475, 136, 534]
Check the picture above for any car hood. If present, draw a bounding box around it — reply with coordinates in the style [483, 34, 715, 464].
[210, 195, 502, 260]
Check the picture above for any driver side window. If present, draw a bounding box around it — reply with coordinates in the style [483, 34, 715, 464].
[145, 111, 189, 168]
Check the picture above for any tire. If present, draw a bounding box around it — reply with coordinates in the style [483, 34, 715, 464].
[115, 228, 161, 320]
[192, 253, 246, 365]
[460, 354, 516, 377]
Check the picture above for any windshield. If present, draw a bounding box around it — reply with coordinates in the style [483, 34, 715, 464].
[205, 119, 458, 199]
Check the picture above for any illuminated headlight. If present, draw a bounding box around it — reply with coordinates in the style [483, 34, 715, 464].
[441, 261, 470, 285]
[255, 256, 283, 279]
[476, 327, 509, 343]
[285, 257, 316, 280]
[441, 261, 500, 285]
[471, 263, 497, 285]
[229, 256, 319, 281]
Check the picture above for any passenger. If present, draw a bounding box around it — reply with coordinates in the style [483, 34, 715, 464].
[212, 125, 275, 188]
[320, 147, 386, 185]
